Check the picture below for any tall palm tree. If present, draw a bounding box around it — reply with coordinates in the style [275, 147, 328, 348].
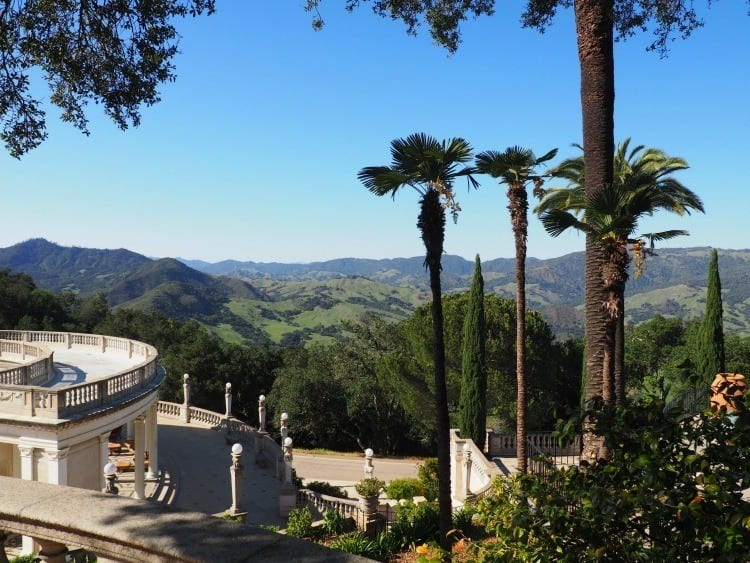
[358, 132, 477, 546]
[475, 146, 557, 473]
[537, 140, 703, 414]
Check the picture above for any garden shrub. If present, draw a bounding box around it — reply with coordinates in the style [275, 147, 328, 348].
[388, 499, 440, 551]
[304, 480, 348, 498]
[417, 458, 439, 502]
[322, 508, 355, 536]
[329, 532, 379, 559]
[385, 477, 423, 500]
[285, 505, 314, 538]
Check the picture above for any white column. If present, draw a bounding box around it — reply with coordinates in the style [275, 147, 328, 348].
[45, 448, 69, 486]
[146, 402, 159, 480]
[99, 432, 110, 491]
[19, 445, 36, 555]
[125, 419, 134, 440]
[182, 373, 191, 423]
[133, 415, 146, 499]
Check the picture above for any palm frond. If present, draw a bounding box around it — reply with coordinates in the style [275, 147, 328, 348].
[539, 209, 590, 238]
[357, 166, 412, 197]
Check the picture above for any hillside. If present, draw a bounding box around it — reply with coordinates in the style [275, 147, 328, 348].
[2, 239, 750, 343]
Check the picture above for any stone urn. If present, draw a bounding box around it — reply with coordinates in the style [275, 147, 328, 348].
[709, 373, 747, 414]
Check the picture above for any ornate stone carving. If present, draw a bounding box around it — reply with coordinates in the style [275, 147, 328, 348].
[0, 390, 24, 403]
[45, 448, 70, 461]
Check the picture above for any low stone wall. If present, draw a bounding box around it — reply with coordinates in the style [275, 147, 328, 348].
[0, 476, 368, 562]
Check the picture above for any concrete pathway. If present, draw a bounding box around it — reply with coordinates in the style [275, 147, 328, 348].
[158, 418, 285, 527]
[294, 452, 420, 488]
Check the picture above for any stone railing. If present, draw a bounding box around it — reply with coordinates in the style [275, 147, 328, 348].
[297, 489, 362, 521]
[488, 430, 581, 458]
[0, 331, 159, 421]
[0, 340, 54, 386]
[0, 476, 359, 562]
[449, 429, 502, 505]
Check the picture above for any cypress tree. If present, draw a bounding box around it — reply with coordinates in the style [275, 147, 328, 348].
[459, 255, 487, 450]
[697, 249, 726, 383]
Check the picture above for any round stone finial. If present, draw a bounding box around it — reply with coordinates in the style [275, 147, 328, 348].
[259, 394, 266, 403]
[183, 373, 190, 381]
[365, 448, 374, 458]
[231, 443, 243, 455]
[281, 412, 289, 421]
[103, 462, 117, 476]
[463, 442, 471, 452]
[226, 382, 232, 390]
[284, 437, 293, 447]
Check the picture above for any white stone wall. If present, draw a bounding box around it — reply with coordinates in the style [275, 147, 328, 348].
[68, 437, 100, 490]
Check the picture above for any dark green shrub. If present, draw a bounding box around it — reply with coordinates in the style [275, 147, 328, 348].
[10, 556, 38, 563]
[417, 458, 439, 502]
[452, 504, 476, 535]
[385, 477, 423, 500]
[322, 508, 355, 536]
[329, 532, 379, 559]
[304, 480, 349, 498]
[388, 499, 440, 550]
[285, 506, 314, 538]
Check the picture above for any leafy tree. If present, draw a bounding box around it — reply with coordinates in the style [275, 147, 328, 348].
[0, 1, 214, 157]
[396, 293, 581, 433]
[696, 249, 726, 384]
[475, 395, 750, 561]
[476, 145, 557, 472]
[357, 133, 478, 544]
[458, 255, 487, 450]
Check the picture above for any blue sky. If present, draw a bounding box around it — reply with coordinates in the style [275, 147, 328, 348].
[1, 2, 747, 263]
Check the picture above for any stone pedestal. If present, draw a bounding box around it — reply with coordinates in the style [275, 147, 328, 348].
[279, 483, 297, 518]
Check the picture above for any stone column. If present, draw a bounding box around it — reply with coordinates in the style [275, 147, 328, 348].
[225, 382, 233, 418]
[463, 442, 474, 501]
[229, 443, 245, 516]
[182, 373, 191, 424]
[280, 412, 289, 442]
[18, 444, 36, 555]
[133, 415, 146, 499]
[282, 437, 294, 484]
[146, 402, 159, 480]
[364, 448, 374, 479]
[99, 432, 111, 491]
[45, 448, 69, 486]
[279, 437, 296, 518]
[258, 395, 267, 433]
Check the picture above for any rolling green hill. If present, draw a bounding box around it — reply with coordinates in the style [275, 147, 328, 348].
[2, 239, 750, 343]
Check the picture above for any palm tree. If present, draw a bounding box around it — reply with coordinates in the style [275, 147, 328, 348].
[537, 140, 704, 415]
[358, 132, 477, 546]
[475, 146, 557, 473]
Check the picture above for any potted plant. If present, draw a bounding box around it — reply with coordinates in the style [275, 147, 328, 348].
[355, 478, 385, 516]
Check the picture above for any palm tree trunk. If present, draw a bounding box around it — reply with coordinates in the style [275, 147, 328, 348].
[614, 314, 625, 406]
[418, 188, 452, 548]
[574, 0, 615, 463]
[509, 185, 528, 473]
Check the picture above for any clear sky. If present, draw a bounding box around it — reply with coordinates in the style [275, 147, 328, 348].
[1, 2, 747, 263]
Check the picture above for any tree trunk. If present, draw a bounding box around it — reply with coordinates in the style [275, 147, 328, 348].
[509, 184, 528, 473]
[418, 189, 452, 548]
[614, 314, 625, 406]
[574, 0, 615, 463]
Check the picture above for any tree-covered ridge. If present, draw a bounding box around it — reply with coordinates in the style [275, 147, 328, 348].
[3, 240, 750, 342]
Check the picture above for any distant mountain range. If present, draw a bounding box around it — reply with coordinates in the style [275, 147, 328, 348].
[1, 238, 749, 344]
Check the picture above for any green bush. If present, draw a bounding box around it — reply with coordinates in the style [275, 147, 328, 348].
[285, 506, 314, 538]
[10, 556, 38, 563]
[385, 477, 423, 500]
[475, 397, 750, 561]
[304, 480, 348, 498]
[388, 499, 440, 551]
[452, 504, 476, 535]
[354, 477, 385, 497]
[417, 458, 439, 502]
[322, 508, 355, 536]
[329, 532, 379, 559]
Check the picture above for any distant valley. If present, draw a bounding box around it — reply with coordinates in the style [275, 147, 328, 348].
[1, 238, 749, 344]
